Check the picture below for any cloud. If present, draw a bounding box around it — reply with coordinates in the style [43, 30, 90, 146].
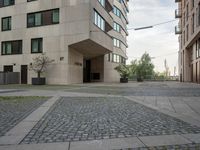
[127, 0, 179, 74]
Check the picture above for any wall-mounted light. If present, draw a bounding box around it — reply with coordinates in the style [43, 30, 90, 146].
[60, 57, 64, 61]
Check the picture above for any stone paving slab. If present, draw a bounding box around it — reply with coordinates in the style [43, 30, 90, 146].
[21, 97, 200, 144]
[126, 96, 200, 128]
[0, 97, 48, 138]
[0, 96, 60, 145]
[70, 137, 144, 150]
[0, 143, 69, 150]
[65, 83, 200, 97]
[182, 133, 200, 143]
[117, 143, 200, 150]
[138, 135, 191, 147]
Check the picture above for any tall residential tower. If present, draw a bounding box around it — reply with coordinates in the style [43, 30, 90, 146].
[176, 0, 200, 83]
[0, 0, 129, 84]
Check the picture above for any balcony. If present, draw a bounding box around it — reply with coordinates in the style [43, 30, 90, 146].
[175, 9, 182, 18]
[175, 26, 182, 34]
[105, 0, 113, 12]
[175, 0, 181, 2]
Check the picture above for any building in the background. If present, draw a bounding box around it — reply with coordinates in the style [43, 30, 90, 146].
[0, 0, 129, 84]
[176, 0, 200, 83]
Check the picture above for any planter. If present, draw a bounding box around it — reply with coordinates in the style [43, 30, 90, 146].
[120, 78, 128, 83]
[32, 78, 46, 85]
[137, 77, 143, 82]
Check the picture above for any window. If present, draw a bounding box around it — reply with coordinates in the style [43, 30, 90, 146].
[1, 40, 22, 55]
[113, 6, 126, 22]
[186, 25, 189, 41]
[114, 22, 120, 32]
[0, 0, 14, 8]
[108, 53, 126, 64]
[198, 39, 200, 58]
[52, 9, 59, 23]
[113, 6, 121, 18]
[1, 16, 11, 31]
[98, 0, 105, 7]
[31, 38, 43, 53]
[113, 38, 120, 47]
[94, 10, 105, 31]
[192, 0, 194, 9]
[27, 9, 59, 28]
[186, 4, 189, 21]
[198, 3, 200, 26]
[192, 14, 194, 34]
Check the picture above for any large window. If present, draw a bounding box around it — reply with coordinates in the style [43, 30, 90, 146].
[98, 0, 105, 7]
[198, 3, 200, 26]
[0, 0, 14, 8]
[1, 40, 22, 55]
[114, 22, 120, 32]
[94, 10, 105, 31]
[113, 38, 120, 47]
[107, 53, 126, 64]
[113, 6, 121, 18]
[27, 9, 59, 28]
[1, 16, 11, 31]
[31, 38, 43, 53]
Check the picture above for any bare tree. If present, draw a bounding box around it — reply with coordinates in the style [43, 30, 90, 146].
[29, 53, 54, 79]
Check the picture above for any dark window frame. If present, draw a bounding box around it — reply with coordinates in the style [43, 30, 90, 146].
[31, 38, 43, 53]
[1, 40, 22, 55]
[0, 0, 15, 8]
[1, 16, 11, 31]
[27, 8, 59, 28]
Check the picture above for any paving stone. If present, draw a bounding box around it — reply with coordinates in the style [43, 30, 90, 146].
[116, 143, 200, 150]
[0, 97, 47, 137]
[21, 97, 200, 144]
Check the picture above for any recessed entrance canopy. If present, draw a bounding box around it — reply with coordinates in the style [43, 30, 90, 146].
[69, 39, 112, 59]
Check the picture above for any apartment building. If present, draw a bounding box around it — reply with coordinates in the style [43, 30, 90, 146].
[0, 0, 129, 84]
[176, 0, 200, 83]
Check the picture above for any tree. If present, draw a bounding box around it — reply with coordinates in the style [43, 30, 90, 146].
[136, 52, 155, 80]
[29, 53, 54, 79]
[128, 60, 138, 79]
[128, 52, 155, 81]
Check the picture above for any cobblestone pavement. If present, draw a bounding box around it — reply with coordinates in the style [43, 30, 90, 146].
[21, 97, 200, 144]
[0, 97, 47, 137]
[116, 143, 200, 150]
[65, 82, 200, 97]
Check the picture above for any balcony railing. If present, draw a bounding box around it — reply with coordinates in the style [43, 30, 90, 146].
[175, 9, 182, 18]
[175, 26, 182, 34]
[175, 0, 181, 3]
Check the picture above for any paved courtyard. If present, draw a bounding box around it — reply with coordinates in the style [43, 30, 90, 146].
[22, 97, 200, 144]
[0, 97, 47, 137]
[0, 82, 200, 150]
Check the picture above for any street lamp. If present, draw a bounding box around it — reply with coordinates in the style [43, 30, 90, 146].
[134, 26, 153, 31]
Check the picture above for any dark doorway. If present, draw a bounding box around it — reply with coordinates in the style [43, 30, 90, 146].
[21, 65, 28, 84]
[4, 65, 13, 72]
[83, 59, 91, 82]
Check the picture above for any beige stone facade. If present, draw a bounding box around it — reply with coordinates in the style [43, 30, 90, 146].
[0, 0, 129, 84]
[176, 0, 200, 83]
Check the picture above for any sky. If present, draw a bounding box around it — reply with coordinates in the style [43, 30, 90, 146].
[127, 0, 179, 75]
